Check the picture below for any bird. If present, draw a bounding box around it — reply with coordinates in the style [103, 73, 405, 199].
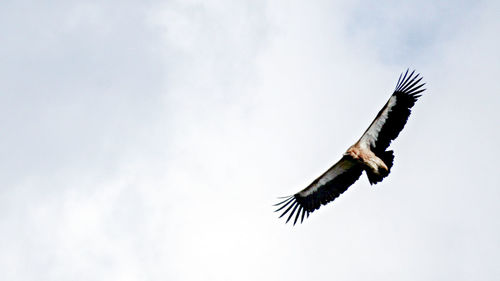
[275, 69, 426, 225]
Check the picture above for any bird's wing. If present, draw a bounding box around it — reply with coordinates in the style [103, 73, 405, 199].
[275, 155, 363, 225]
[358, 70, 426, 154]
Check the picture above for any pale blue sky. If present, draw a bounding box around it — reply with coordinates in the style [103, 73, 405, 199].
[1, 1, 499, 280]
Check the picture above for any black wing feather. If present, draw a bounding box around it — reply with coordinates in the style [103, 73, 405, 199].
[361, 69, 426, 154]
[275, 156, 362, 225]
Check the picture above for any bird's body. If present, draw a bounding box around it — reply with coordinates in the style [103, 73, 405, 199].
[346, 142, 388, 175]
[275, 70, 426, 225]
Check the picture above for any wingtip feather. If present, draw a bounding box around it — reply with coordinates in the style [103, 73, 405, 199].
[293, 206, 302, 225]
[286, 203, 300, 223]
[395, 69, 410, 91]
[278, 201, 297, 218]
[273, 196, 293, 206]
[275, 197, 295, 212]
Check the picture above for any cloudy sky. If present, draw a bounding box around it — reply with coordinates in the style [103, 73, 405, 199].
[1, 0, 499, 280]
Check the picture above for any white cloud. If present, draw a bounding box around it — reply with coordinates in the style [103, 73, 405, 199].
[1, 0, 499, 280]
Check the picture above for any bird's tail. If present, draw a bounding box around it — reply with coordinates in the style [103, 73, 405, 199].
[366, 150, 394, 185]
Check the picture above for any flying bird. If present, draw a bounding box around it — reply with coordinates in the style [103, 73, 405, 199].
[275, 69, 426, 225]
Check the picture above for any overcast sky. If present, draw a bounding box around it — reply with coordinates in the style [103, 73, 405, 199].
[1, 0, 500, 280]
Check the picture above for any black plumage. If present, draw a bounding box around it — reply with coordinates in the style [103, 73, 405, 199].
[275, 70, 426, 225]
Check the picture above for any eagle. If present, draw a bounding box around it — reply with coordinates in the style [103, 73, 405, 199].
[275, 69, 426, 225]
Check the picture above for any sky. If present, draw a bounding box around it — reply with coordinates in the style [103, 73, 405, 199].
[1, 0, 499, 280]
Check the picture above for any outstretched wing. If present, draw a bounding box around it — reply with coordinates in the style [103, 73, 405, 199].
[275, 155, 363, 225]
[359, 70, 426, 154]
